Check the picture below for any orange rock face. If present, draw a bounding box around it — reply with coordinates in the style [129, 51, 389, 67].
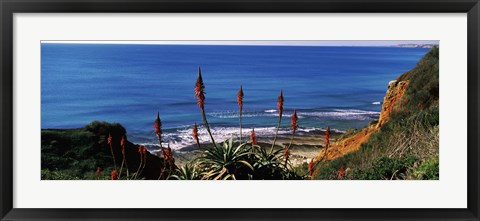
[376, 80, 409, 129]
[316, 80, 409, 161]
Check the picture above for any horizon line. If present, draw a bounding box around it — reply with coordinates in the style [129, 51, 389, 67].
[41, 40, 440, 47]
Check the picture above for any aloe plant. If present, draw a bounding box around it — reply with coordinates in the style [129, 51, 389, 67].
[251, 145, 295, 180]
[171, 163, 200, 180]
[198, 137, 253, 180]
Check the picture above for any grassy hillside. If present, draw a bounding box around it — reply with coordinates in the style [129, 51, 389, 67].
[309, 46, 439, 180]
[41, 121, 125, 179]
[42, 121, 170, 180]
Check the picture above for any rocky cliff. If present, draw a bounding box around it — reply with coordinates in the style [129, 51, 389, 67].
[316, 79, 410, 161]
[376, 80, 409, 129]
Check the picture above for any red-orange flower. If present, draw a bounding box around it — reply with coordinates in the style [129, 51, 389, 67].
[96, 167, 102, 176]
[277, 89, 284, 117]
[120, 135, 126, 146]
[250, 128, 257, 145]
[120, 135, 126, 155]
[338, 166, 345, 179]
[237, 85, 244, 112]
[290, 110, 298, 131]
[138, 145, 146, 155]
[194, 66, 206, 109]
[107, 133, 112, 145]
[111, 169, 118, 180]
[308, 159, 314, 176]
[192, 122, 200, 146]
[325, 126, 330, 147]
[154, 112, 162, 140]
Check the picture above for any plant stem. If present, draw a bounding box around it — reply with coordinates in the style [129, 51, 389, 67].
[239, 110, 242, 143]
[159, 168, 165, 180]
[118, 159, 124, 179]
[287, 129, 296, 149]
[284, 147, 290, 168]
[138, 154, 146, 178]
[270, 117, 282, 154]
[201, 108, 217, 147]
[158, 137, 166, 180]
[134, 154, 143, 180]
[283, 128, 297, 169]
[124, 156, 129, 179]
[322, 144, 329, 161]
[109, 143, 117, 171]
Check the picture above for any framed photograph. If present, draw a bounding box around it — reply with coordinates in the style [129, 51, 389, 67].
[1, 0, 479, 220]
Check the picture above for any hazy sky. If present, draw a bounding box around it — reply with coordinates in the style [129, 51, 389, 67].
[42, 40, 439, 46]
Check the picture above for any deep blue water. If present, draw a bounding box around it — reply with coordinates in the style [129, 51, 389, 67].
[41, 43, 429, 149]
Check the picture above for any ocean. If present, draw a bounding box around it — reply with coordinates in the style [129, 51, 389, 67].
[41, 43, 429, 150]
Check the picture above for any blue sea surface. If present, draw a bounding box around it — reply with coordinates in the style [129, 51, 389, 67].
[41, 43, 429, 149]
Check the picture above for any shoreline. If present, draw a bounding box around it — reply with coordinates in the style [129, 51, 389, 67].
[171, 131, 343, 167]
[41, 126, 344, 168]
[133, 128, 345, 150]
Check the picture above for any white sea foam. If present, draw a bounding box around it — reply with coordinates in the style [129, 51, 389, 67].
[297, 109, 380, 120]
[208, 109, 379, 120]
[131, 108, 377, 150]
[372, 101, 381, 105]
[136, 125, 341, 151]
[208, 110, 282, 119]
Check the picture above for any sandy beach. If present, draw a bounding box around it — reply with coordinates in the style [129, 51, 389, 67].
[172, 132, 342, 167]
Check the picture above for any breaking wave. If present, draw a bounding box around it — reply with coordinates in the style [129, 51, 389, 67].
[134, 125, 345, 152]
[129, 108, 379, 151]
[208, 109, 379, 121]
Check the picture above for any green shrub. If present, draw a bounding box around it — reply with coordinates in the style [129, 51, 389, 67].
[249, 145, 303, 180]
[412, 156, 439, 180]
[41, 122, 126, 179]
[315, 163, 340, 180]
[350, 156, 418, 180]
[41, 169, 82, 180]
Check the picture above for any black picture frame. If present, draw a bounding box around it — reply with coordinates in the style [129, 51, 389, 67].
[1, 0, 479, 220]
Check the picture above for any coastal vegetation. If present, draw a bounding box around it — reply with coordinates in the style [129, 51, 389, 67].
[308, 46, 439, 180]
[41, 46, 439, 180]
